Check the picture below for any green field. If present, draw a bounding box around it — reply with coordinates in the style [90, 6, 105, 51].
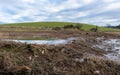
[0, 22, 120, 31]
[0, 22, 73, 27]
[81, 24, 120, 31]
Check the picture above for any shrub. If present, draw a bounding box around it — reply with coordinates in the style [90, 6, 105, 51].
[75, 23, 83, 30]
[52, 27, 61, 30]
[63, 24, 74, 29]
[90, 26, 98, 32]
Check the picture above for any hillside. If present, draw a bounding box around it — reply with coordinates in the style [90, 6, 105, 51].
[0, 22, 120, 31]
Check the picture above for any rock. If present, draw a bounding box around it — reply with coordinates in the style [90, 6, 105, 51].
[74, 58, 84, 63]
[94, 70, 100, 75]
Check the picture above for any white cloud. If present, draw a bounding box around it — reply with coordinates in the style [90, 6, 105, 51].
[56, 15, 63, 19]
[105, 2, 120, 10]
[22, 0, 35, 3]
[79, 15, 120, 26]
[0, 12, 15, 23]
[0, 0, 120, 26]
[83, 0, 94, 4]
[43, 0, 94, 13]
[103, 0, 116, 3]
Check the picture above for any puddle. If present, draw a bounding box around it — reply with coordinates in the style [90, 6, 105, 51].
[104, 53, 120, 61]
[4, 38, 77, 45]
[95, 39, 120, 51]
[93, 37, 120, 61]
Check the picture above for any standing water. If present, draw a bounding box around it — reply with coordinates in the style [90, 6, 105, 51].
[94, 38, 120, 61]
[4, 38, 77, 45]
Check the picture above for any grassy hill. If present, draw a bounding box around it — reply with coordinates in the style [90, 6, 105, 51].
[0, 22, 73, 27]
[0, 22, 120, 31]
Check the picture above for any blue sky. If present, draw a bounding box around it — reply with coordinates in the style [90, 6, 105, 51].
[0, 0, 120, 26]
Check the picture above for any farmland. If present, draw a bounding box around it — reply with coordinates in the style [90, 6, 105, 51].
[0, 22, 119, 40]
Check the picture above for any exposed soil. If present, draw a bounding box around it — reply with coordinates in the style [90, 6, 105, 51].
[106, 32, 120, 36]
[1, 29, 119, 39]
[0, 30, 120, 75]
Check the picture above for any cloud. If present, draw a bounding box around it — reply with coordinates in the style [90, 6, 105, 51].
[22, 0, 35, 3]
[0, 0, 120, 26]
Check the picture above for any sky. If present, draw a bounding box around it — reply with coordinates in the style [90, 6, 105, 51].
[0, 0, 120, 26]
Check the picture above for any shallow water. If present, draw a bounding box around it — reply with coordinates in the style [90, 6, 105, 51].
[5, 37, 76, 45]
[94, 38, 120, 61]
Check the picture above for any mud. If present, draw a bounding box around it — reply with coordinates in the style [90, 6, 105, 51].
[93, 38, 120, 61]
[0, 30, 120, 75]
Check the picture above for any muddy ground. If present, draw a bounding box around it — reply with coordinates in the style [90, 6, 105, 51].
[0, 29, 119, 39]
[0, 30, 120, 75]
